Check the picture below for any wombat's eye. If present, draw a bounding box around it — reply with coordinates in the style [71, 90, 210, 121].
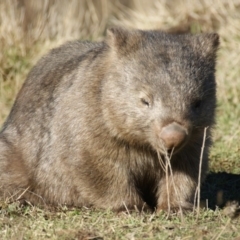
[141, 98, 150, 107]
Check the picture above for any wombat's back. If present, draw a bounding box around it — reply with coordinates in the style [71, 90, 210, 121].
[0, 39, 111, 205]
[1, 40, 106, 143]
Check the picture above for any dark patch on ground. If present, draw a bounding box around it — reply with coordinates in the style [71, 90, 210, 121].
[201, 172, 240, 209]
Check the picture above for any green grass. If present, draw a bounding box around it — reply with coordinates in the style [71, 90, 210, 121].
[1, 203, 239, 240]
[209, 49, 240, 174]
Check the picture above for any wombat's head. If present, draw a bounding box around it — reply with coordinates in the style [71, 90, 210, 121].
[102, 27, 219, 155]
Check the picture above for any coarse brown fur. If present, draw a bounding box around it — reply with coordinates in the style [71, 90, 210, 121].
[0, 27, 219, 212]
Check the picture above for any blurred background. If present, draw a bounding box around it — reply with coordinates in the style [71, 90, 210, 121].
[0, 0, 240, 173]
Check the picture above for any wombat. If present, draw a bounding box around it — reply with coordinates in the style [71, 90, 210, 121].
[0, 27, 219, 212]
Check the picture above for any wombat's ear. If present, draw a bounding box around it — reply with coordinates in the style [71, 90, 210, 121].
[106, 27, 141, 54]
[195, 33, 220, 57]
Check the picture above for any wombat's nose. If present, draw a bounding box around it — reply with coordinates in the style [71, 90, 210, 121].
[160, 122, 187, 151]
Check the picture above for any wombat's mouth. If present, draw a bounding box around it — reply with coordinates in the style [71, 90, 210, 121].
[166, 144, 185, 156]
[151, 139, 187, 157]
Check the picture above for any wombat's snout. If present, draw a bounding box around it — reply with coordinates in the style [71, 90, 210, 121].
[160, 122, 188, 152]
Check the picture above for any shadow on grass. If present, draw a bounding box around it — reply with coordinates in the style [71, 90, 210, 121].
[201, 172, 240, 209]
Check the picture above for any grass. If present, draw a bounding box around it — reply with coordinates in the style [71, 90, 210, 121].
[0, 0, 240, 239]
[0, 203, 239, 239]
